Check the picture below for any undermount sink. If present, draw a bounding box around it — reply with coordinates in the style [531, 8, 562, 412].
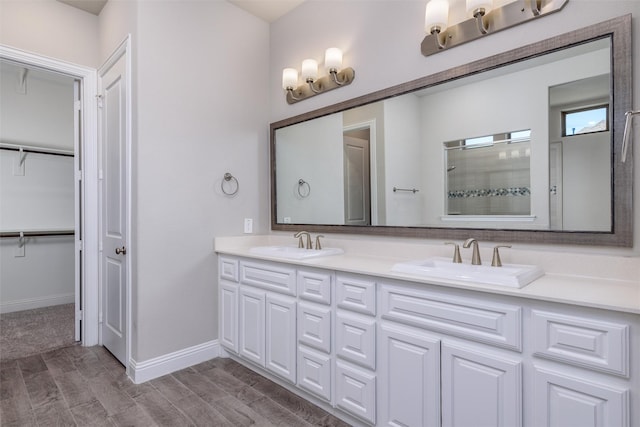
[249, 245, 344, 260]
[391, 257, 544, 288]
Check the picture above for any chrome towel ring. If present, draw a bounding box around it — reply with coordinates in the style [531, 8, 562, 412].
[298, 179, 311, 198]
[222, 172, 239, 196]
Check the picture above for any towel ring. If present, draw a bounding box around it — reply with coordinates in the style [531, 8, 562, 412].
[298, 179, 311, 198]
[221, 172, 239, 196]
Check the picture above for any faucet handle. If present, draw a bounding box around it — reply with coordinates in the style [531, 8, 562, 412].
[294, 231, 306, 248]
[315, 235, 324, 250]
[491, 245, 512, 267]
[444, 242, 462, 263]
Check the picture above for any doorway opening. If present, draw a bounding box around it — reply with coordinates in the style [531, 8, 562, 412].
[0, 45, 100, 357]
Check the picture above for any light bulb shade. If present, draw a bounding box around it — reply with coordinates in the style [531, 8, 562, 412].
[325, 48, 343, 71]
[301, 59, 318, 81]
[466, 0, 492, 16]
[425, 0, 449, 33]
[282, 68, 298, 90]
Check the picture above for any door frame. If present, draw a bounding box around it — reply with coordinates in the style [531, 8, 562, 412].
[343, 121, 378, 224]
[0, 45, 100, 346]
[98, 36, 133, 373]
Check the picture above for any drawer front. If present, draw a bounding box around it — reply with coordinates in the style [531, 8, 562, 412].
[297, 346, 332, 403]
[532, 310, 629, 376]
[336, 274, 376, 316]
[335, 361, 376, 425]
[240, 261, 296, 296]
[298, 269, 332, 305]
[336, 311, 376, 370]
[381, 284, 522, 351]
[298, 302, 332, 354]
[219, 257, 239, 282]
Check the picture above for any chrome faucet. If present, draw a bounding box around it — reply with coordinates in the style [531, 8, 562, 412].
[294, 231, 312, 249]
[315, 235, 324, 250]
[463, 238, 481, 265]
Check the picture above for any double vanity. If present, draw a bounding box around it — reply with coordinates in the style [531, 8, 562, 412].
[216, 234, 639, 427]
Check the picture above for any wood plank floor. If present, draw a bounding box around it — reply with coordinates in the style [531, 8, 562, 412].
[0, 345, 350, 426]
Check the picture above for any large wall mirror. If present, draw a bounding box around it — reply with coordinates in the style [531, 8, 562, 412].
[270, 15, 632, 247]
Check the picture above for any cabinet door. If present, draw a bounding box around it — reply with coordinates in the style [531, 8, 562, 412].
[441, 342, 522, 427]
[265, 293, 297, 383]
[239, 287, 265, 367]
[378, 322, 441, 427]
[219, 282, 238, 353]
[533, 366, 629, 427]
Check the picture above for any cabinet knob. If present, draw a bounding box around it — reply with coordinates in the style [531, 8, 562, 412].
[115, 246, 127, 255]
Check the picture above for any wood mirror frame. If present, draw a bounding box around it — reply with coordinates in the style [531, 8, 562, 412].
[270, 15, 632, 247]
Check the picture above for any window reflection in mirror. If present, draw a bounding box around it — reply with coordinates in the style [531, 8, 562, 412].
[444, 130, 531, 217]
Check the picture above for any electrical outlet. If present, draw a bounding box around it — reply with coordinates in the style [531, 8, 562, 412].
[244, 218, 253, 234]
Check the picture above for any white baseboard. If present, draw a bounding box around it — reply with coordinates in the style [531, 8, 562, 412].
[0, 293, 75, 314]
[129, 339, 220, 384]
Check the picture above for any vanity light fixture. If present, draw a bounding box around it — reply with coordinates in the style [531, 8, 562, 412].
[422, 0, 569, 56]
[282, 47, 355, 104]
[467, 0, 492, 34]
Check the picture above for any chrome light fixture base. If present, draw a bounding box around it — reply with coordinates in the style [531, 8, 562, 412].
[286, 67, 355, 104]
[421, 0, 569, 56]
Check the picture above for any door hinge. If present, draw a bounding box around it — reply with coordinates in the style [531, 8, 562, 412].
[76, 240, 83, 252]
[74, 100, 82, 112]
[96, 94, 104, 108]
[75, 170, 83, 181]
[76, 309, 83, 322]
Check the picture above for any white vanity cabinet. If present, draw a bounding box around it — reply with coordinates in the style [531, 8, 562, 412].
[378, 281, 524, 427]
[297, 268, 334, 403]
[530, 309, 631, 427]
[217, 255, 636, 427]
[228, 258, 298, 384]
[335, 274, 378, 425]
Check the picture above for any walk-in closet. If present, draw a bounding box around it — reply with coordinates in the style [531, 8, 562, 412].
[0, 60, 79, 360]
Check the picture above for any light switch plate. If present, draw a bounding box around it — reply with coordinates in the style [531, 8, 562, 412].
[244, 218, 253, 234]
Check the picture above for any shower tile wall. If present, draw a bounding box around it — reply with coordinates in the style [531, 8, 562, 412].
[446, 143, 531, 216]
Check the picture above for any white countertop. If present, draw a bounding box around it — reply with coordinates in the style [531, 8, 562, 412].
[215, 235, 640, 315]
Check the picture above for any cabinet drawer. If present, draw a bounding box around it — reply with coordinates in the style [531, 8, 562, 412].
[219, 257, 239, 282]
[381, 284, 522, 351]
[532, 310, 629, 376]
[298, 346, 332, 403]
[240, 261, 296, 296]
[336, 311, 376, 370]
[336, 274, 376, 315]
[298, 269, 332, 305]
[298, 302, 332, 354]
[335, 361, 376, 425]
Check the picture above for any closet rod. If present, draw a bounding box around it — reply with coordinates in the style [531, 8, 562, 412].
[0, 230, 75, 238]
[0, 142, 74, 157]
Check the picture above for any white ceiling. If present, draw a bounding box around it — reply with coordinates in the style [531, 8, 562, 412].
[56, 0, 304, 22]
[57, 0, 107, 15]
[228, 0, 305, 22]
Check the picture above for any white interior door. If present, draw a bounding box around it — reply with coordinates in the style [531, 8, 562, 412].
[99, 42, 130, 366]
[343, 135, 371, 225]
